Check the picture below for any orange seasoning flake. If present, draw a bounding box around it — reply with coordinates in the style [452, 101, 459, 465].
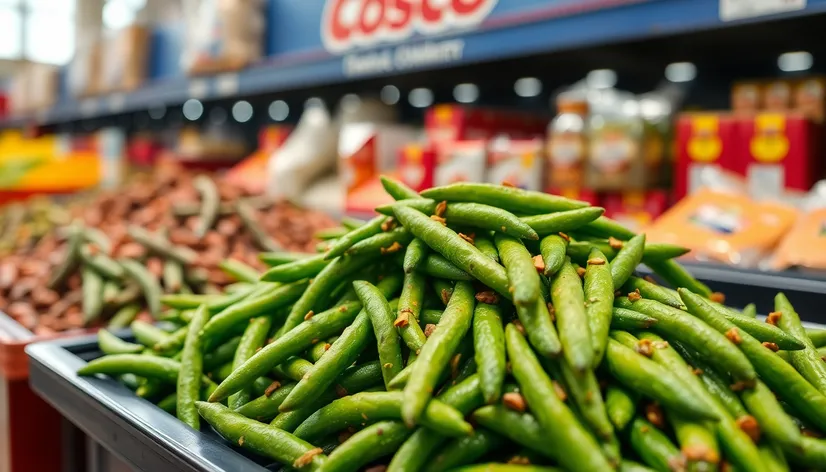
[424, 324, 437, 337]
[458, 233, 475, 245]
[762, 342, 779, 352]
[293, 448, 324, 469]
[636, 339, 654, 357]
[645, 403, 665, 428]
[608, 237, 624, 250]
[735, 415, 761, 443]
[627, 289, 642, 302]
[435, 201, 447, 217]
[558, 232, 570, 242]
[552, 381, 568, 401]
[767, 311, 782, 326]
[502, 392, 527, 413]
[380, 241, 403, 254]
[380, 218, 396, 232]
[710, 292, 726, 304]
[533, 255, 545, 272]
[576, 266, 586, 278]
[430, 215, 447, 225]
[475, 291, 500, 304]
[264, 381, 282, 397]
[725, 327, 742, 345]
[587, 257, 606, 266]
[394, 311, 410, 327]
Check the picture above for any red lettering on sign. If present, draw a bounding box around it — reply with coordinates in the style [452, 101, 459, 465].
[321, 0, 498, 53]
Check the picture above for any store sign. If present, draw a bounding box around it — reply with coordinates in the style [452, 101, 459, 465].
[720, 0, 806, 21]
[322, 0, 498, 77]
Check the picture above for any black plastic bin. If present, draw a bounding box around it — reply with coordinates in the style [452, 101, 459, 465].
[26, 334, 276, 472]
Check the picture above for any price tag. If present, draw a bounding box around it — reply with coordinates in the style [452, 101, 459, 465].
[720, 0, 806, 21]
[215, 73, 240, 97]
[188, 79, 209, 99]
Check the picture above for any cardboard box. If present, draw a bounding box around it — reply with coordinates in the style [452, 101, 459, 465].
[764, 80, 793, 112]
[339, 123, 418, 194]
[434, 140, 488, 186]
[674, 113, 741, 200]
[740, 112, 821, 198]
[425, 105, 546, 146]
[487, 138, 543, 191]
[732, 81, 762, 114]
[793, 76, 826, 123]
[101, 26, 150, 92]
[398, 144, 437, 192]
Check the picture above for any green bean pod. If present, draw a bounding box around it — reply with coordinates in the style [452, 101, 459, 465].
[402, 281, 475, 426]
[618, 297, 757, 384]
[567, 240, 690, 265]
[646, 259, 712, 297]
[228, 316, 273, 410]
[345, 228, 413, 258]
[81, 266, 105, 324]
[48, 222, 82, 289]
[539, 234, 568, 276]
[472, 302, 505, 404]
[426, 429, 505, 472]
[505, 324, 612, 470]
[519, 207, 605, 236]
[260, 254, 330, 283]
[324, 215, 389, 260]
[317, 421, 411, 472]
[107, 303, 141, 330]
[81, 246, 125, 280]
[473, 233, 499, 263]
[403, 238, 429, 273]
[236, 201, 283, 252]
[609, 233, 645, 289]
[380, 175, 422, 200]
[259, 252, 311, 266]
[294, 391, 472, 441]
[551, 261, 593, 371]
[126, 225, 198, 265]
[610, 307, 659, 330]
[355, 281, 404, 388]
[421, 182, 589, 213]
[495, 233, 541, 306]
[392, 205, 511, 299]
[177, 305, 210, 429]
[623, 276, 683, 309]
[774, 293, 826, 394]
[584, 248, 614, 366]
[98, 329, 143, 355]
[193, 175, 220, 238]
[629, 417, 686, 472]
[605, 385, 637, 431]
[218, 259, 261, 283]
[130, 320, 168, 347]
[471, 405, 555, 460]
[397, 271, 428, 353]
[120, 258, 162, 317]
[196, 402, 325, 470]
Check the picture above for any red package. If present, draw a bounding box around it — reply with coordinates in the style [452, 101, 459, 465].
[674, 113, 742, 200]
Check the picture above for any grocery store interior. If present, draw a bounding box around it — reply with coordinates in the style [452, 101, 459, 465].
[4, 1, 826, 471]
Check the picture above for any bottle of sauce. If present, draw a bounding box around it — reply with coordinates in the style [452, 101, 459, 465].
[546, 90, 589, 191]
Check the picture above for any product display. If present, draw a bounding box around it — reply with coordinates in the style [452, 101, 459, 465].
[0, 163, 334, 336]
[62, 179, 826, 471]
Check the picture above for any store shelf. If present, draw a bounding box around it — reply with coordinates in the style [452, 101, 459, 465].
[27, 334, 272, 472]
[5, 0, 826, 127]
[641, 262, 826, 322]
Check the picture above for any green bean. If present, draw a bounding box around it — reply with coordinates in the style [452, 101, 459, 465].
[706, 302, 804, 350]
[131, 320, 167, 347]
[678, 289, 826, 435]
[669, 416, 719, 470]
[161, 284, 257, 312]
[806, 327, 826, 347]
[162, 260, 185, 293]
[426, 429, 505, 472]
[177, 305, 210, 429]
[202, 281, 307, 342]
[345, 227, 413, 258]
[126, 225, 198, 265]
[449, 465, 560, 472]
[623, 276, 683, 309]
[381, 175, 421, 200]
[209, 300, 367, 402]
[785, 437, 826, 469]
[324, 215, 389, 260]
[294, 391, 471, 442]
[567, 240, 690, 265]
[259, 252, 311, 266]
[473, 233, 499, 263]
[281, 255, 379, 334]
[471, 405, 554, 460]
[421, 182, 588, 214]
[260, 254, 330, 283]
[609, 233, 645, 289]
[605, 385, 637, 431]
[584, 248, 614, 366]
[278, 275, 404, 411]
[120, 258, 162, 317]
[617, 297, 756, 384]
[157, 393, 177, 413]
[741, 381, 803, 452]
[741, 303, 757, 319]
[355, 280, 404, 388]
[646, 259, 712, 297]
[519, 207, 605, 236]
[432, 280, 454, 306]
[774, 293, 826, 394]
[98, 329, 143, 355]
[153, 326, 188, 354]
[402, 238, 429, 273]
[236, 200, 282, 252]
[551, 261, 593, 371]
[759, 442, 790, 472]
[473, 302, 505, 404]
[402, 253, 473, 280]
[48, 222, 82, 289]
[274, 356, 315, 382]
[392, 205, 511, 299]
[605, 335, 717, 420]
[107, 303, 141, 330]
[203, 336, 242, 371]
[81, 226, 113, 254]
[610, 307, 658, 330]
[102, 281, 121, 304]
[495, 234, 541, 308]
[81, 246, 125, 280]
[81, 266, 105, 324]
[397, 271, 428, 353]
[228, 316, 273, 410]
[235, 382, 297, 421]
[341, 216, 368, 230]
[192, 175, 220, 238]
[307, 337, 335, 363]
[317, 421, 410, 472]
[172, 202, 233, 217]
[505, 324, 612, 470]
[618, 461, 657, 472]
[387, 375, 484, 472]
[539, 234, 568, 276]
[79, 354, 184, 383]
[402, 281, 475, 426]
[196, 402, 326, 470]
[629, 417, 685, 472]
[218, 259, 260, 283]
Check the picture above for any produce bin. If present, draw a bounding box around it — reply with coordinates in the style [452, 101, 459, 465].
[0, 311, 86, 472]
[26, 334, 275, 472]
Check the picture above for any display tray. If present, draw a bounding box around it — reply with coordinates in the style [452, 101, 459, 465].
[640, 262, 826, 323]
[26, 334, 276, 472]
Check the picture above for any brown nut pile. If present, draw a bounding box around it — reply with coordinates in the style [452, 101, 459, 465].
[0, 164, 335, 336]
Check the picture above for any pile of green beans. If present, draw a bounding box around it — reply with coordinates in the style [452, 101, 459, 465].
[79, 178, 826, 472]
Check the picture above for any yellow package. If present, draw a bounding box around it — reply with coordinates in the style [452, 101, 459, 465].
[644, 189, 798, 267]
